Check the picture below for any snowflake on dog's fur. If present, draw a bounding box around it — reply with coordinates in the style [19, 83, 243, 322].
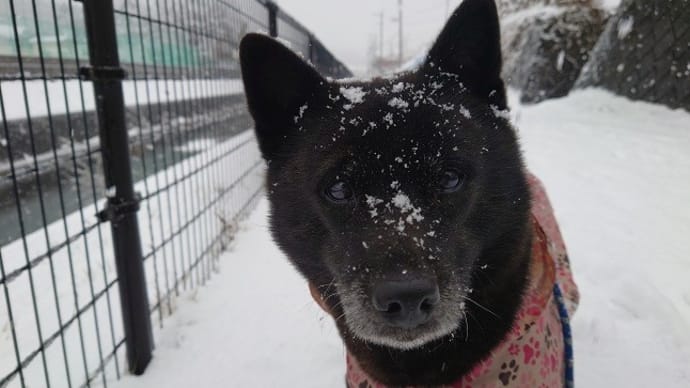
[340, 86, 367, 110]
[365, 195, 384, 219]
[392, 191, 424, 225]
[294, 103, 308, 123]
[388, 97, 409, 110]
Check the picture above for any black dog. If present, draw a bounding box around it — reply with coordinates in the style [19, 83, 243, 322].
[240, 0, 577, 386]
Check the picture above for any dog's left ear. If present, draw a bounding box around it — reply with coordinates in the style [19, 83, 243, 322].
[240, 33, 327, 160]
[423, 0, 506, 109]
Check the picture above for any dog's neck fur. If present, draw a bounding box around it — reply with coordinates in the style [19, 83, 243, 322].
[328, 223, 533, 386]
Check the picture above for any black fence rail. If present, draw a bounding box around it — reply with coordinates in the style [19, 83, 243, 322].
[0, 1, 350, 388]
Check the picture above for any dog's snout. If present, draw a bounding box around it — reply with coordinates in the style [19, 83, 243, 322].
[372, 278, 440, 329]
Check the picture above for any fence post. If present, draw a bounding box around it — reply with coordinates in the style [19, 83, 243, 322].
[267, 1, 279, 37]
[78, 0, 153, 375]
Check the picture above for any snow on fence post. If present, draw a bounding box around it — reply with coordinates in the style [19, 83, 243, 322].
[77, 0, 154, 375]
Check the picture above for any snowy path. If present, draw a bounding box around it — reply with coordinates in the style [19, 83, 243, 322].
[107, 200, 346, 388]
[515, 90, 690, 387]
[110, 90, 690, 387]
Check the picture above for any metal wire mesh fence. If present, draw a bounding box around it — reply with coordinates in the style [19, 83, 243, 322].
[0, 1, 350, 387]
[575, 0, 690, 111]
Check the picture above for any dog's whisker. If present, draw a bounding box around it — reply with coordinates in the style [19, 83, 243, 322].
[322, 292, 341, 303]
[321, 287, 338, 297]
[318, 280, 339, 303]
[317, 279, 337, 291]
[327, 300, 345, 311]
[333, 311, 347, 323]
[466, 311, 486, 336]
[462, 296, 501, 319]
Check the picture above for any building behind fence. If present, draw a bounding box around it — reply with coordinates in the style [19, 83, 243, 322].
[0, 1, 350, 387]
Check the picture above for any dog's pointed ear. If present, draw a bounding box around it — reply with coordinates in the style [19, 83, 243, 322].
[423, 0, 506, 109]
[240, 33, 327, 159]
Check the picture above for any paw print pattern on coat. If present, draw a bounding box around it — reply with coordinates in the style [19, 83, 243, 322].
[498, 360, 519, 386]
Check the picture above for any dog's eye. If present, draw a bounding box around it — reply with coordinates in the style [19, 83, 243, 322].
[439, 170, 464, 193]
[325, 181, 354, 203]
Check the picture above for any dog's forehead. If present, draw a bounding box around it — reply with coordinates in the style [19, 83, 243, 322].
[320, 74, 474, 157]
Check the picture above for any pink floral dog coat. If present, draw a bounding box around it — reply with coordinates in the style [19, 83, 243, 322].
[342, 174, 579, 388]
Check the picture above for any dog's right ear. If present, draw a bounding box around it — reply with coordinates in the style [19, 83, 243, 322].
[240, 33, 327, 160]
[422, 0, 507, 109]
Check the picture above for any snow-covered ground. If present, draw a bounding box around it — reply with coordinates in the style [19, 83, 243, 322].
[105, 88, 690, 388]
[515, 90, 690, 387]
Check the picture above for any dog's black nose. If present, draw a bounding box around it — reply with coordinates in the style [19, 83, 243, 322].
[372, 278, 440, 328]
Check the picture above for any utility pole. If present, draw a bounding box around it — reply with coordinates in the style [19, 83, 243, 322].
[397, 0, 403, 66]
[378, 11, 384, 58]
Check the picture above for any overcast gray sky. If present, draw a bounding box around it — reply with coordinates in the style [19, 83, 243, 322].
[276, 0, 464, 74]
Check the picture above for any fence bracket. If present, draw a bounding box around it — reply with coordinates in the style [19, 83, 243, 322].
[97, 194, 141, 223]
[79, 66, 127, 81]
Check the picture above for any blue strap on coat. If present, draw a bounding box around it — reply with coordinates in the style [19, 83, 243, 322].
[553, 283, 574, 388]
